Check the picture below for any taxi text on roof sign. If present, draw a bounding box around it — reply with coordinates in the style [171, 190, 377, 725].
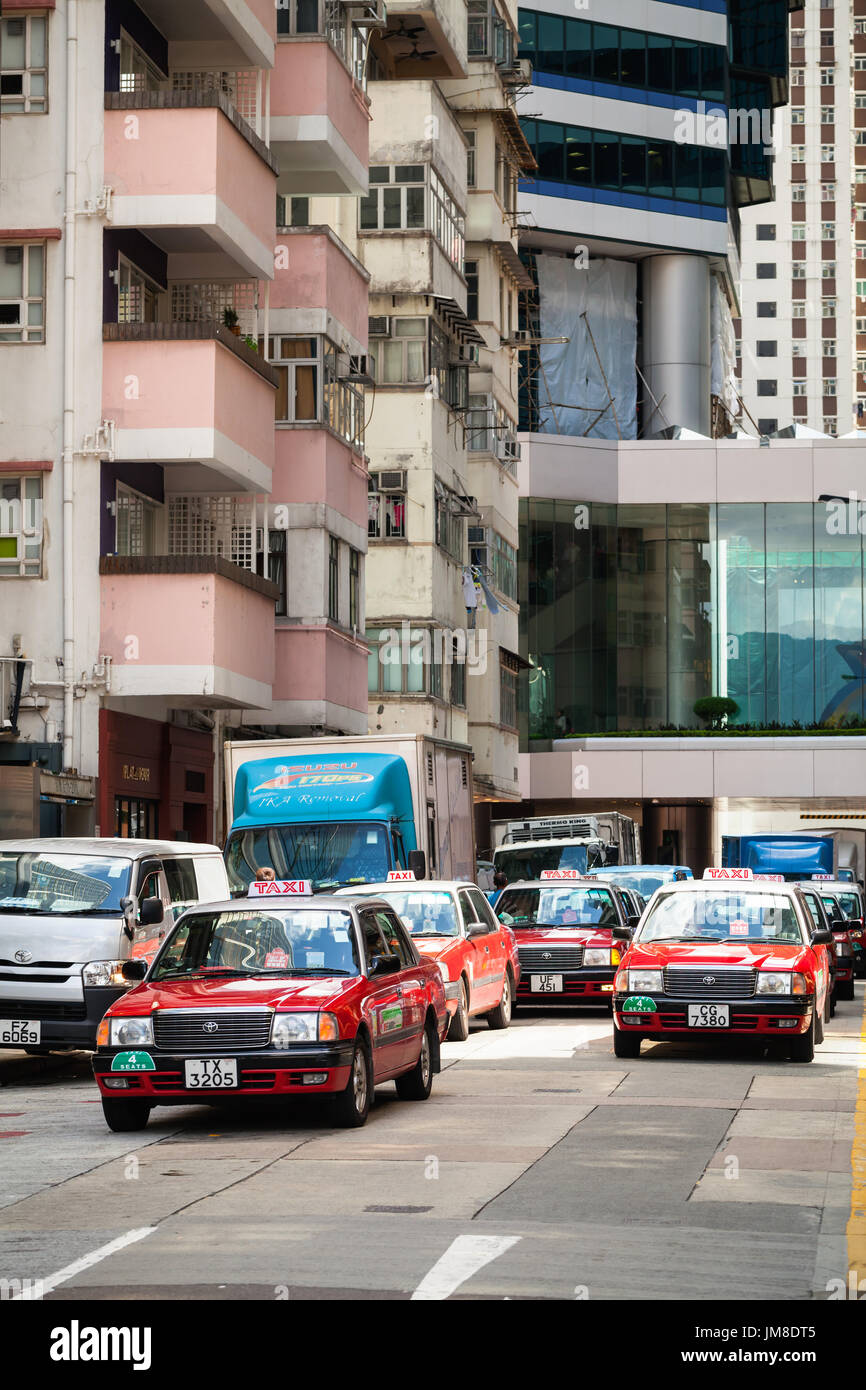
[387, 870, 417, 882]
[754, 873, 784, 881]
[540, 869, 583, 880]
[812, 873, 833, 880]
[248, 879, 312, 896]
[703, 867, 754, 880]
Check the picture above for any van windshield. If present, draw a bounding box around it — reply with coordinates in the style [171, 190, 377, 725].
[493, 843, 603, 880]
[225, 822, 392, 894]
[0, 853, 133, 913]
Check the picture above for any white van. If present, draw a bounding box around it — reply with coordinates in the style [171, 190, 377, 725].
[0, 839, 229, 1052]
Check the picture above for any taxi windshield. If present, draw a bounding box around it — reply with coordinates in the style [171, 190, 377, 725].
[834, 892, 861, 920]
[638, 891, 805, 945]
[495, 886, 618, 928]
[0, 852, 132, 914]
[152, 909, 361, 979]
[374, 891, 460, 937]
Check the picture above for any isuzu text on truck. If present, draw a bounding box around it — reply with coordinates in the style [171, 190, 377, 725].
[223, 735, 476, 894]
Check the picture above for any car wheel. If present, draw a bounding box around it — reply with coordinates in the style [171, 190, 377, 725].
[331, 1039, 372, 1128]
[101, 1098, 151, 1132]
[447, 979, 470, 1041]
[613, 1026, 642, 1059]
[839, 979, 855, 1001]
[788, 1012, 815, 1064]
[395, 1021, 435, 1101]
[486, 969, 513, 1030]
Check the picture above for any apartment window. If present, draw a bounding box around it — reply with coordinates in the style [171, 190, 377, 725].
[349, 547, 360, 630]
[270, 336, 318, 422]
[823, 299, 836, 316]
[492, 533, 517, 599]
[856, 18, 866, 33]
[822, 261, 836, 278]
[792, 303, 806, 318]
[792, 343, 804, 357]
[367, 626, 448, 697]
[0, 475, 42, 576]
[792, 186, 806, 202]
[434, 480, 464, 563]
[756, 341, 777, 357]
[824, 340, 837, 356]
[756, 380, 777, 397]
[430, 169, 465, 267]
[368, 472, 406, 541]
[791, 109, 805, 125]
[821, 68, 834, 84]
[790, 29, 804, 44]
[499, 653, 519, 730]
[465, 260, 479, 322]
[263, 529, 287, 618]
[328, 536, 339, 621]
[277, 195, 310, 227]
[0, 13, 47, 111]
[821, 107, 834, 124]
[857, 317, 866, 332]
[821, 182, 836, 198]
[824, 417, 837, 435]
[790, 68, 803, 84]
[792, 263, 806, 279]
[820, 29, 833, 44]
[0, 243, 45, 342]
[371, 317, 427, 385]
[824, 378, 837, 396]
[756, 224, 775, 240]
[360, 165, 425, 232]
[791, 227, 806, 241]
[858, 281, 866, 297]
[494, 143, 517, 212]
[466, 129, 476, 189]
[856, 97, 866, 110]
[793, 382, 807, 396]
[822, 144, 835, 160]
[790, 148, 805, 164]
[822, 222, 836, 239]
[757, 302, 777, 317]
[117, 257, 160, 324]
[858, 355, 866, 372]
[757, 419, 777, 435]
[450, 640, 466, 709]
[856, 57, 866, 71]
[756, 263, 776, 279]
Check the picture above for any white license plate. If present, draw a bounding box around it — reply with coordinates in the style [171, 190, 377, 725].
[0, 1019, 41, 1045]
[530, 974, 564, 994]
[687, 1004, 730, 1028]
[183, 1058, 238, 1089]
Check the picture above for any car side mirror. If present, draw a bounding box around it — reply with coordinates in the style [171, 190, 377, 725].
[810, 928, 833, 946]
[466, 921, 487, 938]
[121, 958, 148, 981]
[408, 850, 427, 880]
[370, 954, 401, 976]
[139, 897, 164, 927]
[612, 923, 632, 941]
[626, 914, 640, 930]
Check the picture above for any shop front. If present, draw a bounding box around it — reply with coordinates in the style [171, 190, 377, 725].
[98, 711, 215, 843]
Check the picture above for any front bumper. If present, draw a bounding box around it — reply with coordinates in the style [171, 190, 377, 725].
[613, 992, 813, 1036]
[517, 968, 615, 1005]
[92, 1041, 357, 1102]
[0, 986, 127, 1050]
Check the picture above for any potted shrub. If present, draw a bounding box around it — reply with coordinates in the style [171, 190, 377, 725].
[693, 695, 739, 730]
[222, 307, 241, 336]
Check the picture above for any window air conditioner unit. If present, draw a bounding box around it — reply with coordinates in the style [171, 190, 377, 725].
[378, 470, 406, 493]
[467, 526, 487, 545]
[347, 353, 372, 381]
[503, 438, 521, 462]
[368, 316, 391, 337]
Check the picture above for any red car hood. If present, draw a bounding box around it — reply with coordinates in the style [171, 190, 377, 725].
[626, 940, 812, 971]
[109, 974, 361, 1016]
[513, 925, 613, 949]
[413, 937, 462, 962]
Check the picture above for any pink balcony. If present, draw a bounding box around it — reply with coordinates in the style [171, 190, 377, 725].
[135, 0, 275, 68]
[273, 428, 368, 527]
[271, 229, 370, 348]
[273, 626, 369, 731]
[270, 41, 369, 196]
[100, 558, 279, 710]
[105, 95, 278, 279]
[103, 324, 278, 492]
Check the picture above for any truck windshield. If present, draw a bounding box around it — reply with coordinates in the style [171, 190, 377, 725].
[0, 853, 132, 913]
[225, 823, 392, 894]
[493, 844, 604, 880]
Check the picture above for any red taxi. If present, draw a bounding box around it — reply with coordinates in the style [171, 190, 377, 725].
[91, 881, 448, 1131]
[816, 884, 861, 1000]
[493, 872, 639, 1008]
[611, 869, 833, 1062]
[337, 875, 520, 1040]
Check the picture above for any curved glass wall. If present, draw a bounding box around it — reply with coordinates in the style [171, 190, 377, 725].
[520, 501, 866, 738]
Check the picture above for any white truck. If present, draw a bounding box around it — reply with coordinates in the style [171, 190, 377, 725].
[223, 734, 476, 892]
[490, 813, 641, 883]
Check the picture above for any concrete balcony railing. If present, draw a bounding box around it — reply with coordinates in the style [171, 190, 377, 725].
[270, 38, 369, 196]
[104, 92, 278, 280]
[272, 624, 369, 733]
[103, 323, 279, 492]
[100, 556, 279, 710]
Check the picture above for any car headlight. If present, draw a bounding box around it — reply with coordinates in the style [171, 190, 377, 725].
[109, 1016, 154, 1047]
[272, 1013, 340, 1047]
[83, 960, 127, 988]
[835, 941, 853, 957]
[584, 948, 611, 967]
[436, 961, 450, 983]
[628, 969, 663, 993]
[756, 971, 809, 996]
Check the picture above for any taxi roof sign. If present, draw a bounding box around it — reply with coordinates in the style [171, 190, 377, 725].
[703, 867, 753, 880]
[753, 873, 784, 882]
[811, 873, 833, 880]
[540, 869, 583, 881]
[248, 879, 312, 896]
[387, 870, 416, 882]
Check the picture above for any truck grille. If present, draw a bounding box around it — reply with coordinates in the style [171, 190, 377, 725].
[0, 999, 86, 1020]
[519, 946, 585, 971]
[663, 967, 756, 1000]
[153, 1009, 272, 1052]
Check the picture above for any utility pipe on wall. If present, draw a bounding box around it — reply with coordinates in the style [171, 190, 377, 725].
[61, 0, 78, 770]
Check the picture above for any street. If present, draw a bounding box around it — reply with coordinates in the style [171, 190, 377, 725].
[1, 992, 863, 1303]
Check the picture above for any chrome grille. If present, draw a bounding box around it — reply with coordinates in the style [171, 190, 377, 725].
[519, 946, 584, 971]
[663, 967, 756, 1000]
[153, 1009, 272, 1052]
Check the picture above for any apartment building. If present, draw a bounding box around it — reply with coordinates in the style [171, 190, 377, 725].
[0, 0, 372, 840]
[737, 0, 857, 436]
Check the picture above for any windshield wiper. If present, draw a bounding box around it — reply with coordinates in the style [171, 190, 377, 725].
[274, 967, 354, 976]
[154, 968, 254, 980]
[412, 931, 453, 938]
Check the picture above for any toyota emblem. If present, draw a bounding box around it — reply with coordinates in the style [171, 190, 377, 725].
[14, 948, 32, 964]
[203, 1021, 218, 1033]
[703, 976, 716, 985]
[542, 952, 552, 960]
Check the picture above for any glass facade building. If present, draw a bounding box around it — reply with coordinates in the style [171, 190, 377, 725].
[520, 501, 866, 738]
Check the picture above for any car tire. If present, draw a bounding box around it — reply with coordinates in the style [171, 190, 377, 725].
[838, 979, 856, 1001]
[395, 1020, 435, 1101]
[788, 1013, 815, 1064]
[332, 1039, 372, 1128]
[486, 969, 513, 1030]
[101, 1098, 151, 1132]
[613, 1026, 642, 1059]
[447, 979, 470, 1041]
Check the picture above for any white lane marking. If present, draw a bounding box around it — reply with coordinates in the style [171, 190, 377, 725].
[411, 1234, 521, 1301]
[14, 1226, 157, 1300]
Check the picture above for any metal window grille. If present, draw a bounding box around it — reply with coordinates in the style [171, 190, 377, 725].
[168, 495, 256, 569]
[170, 69, 259, 128]
[169, 281, 258, 336]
